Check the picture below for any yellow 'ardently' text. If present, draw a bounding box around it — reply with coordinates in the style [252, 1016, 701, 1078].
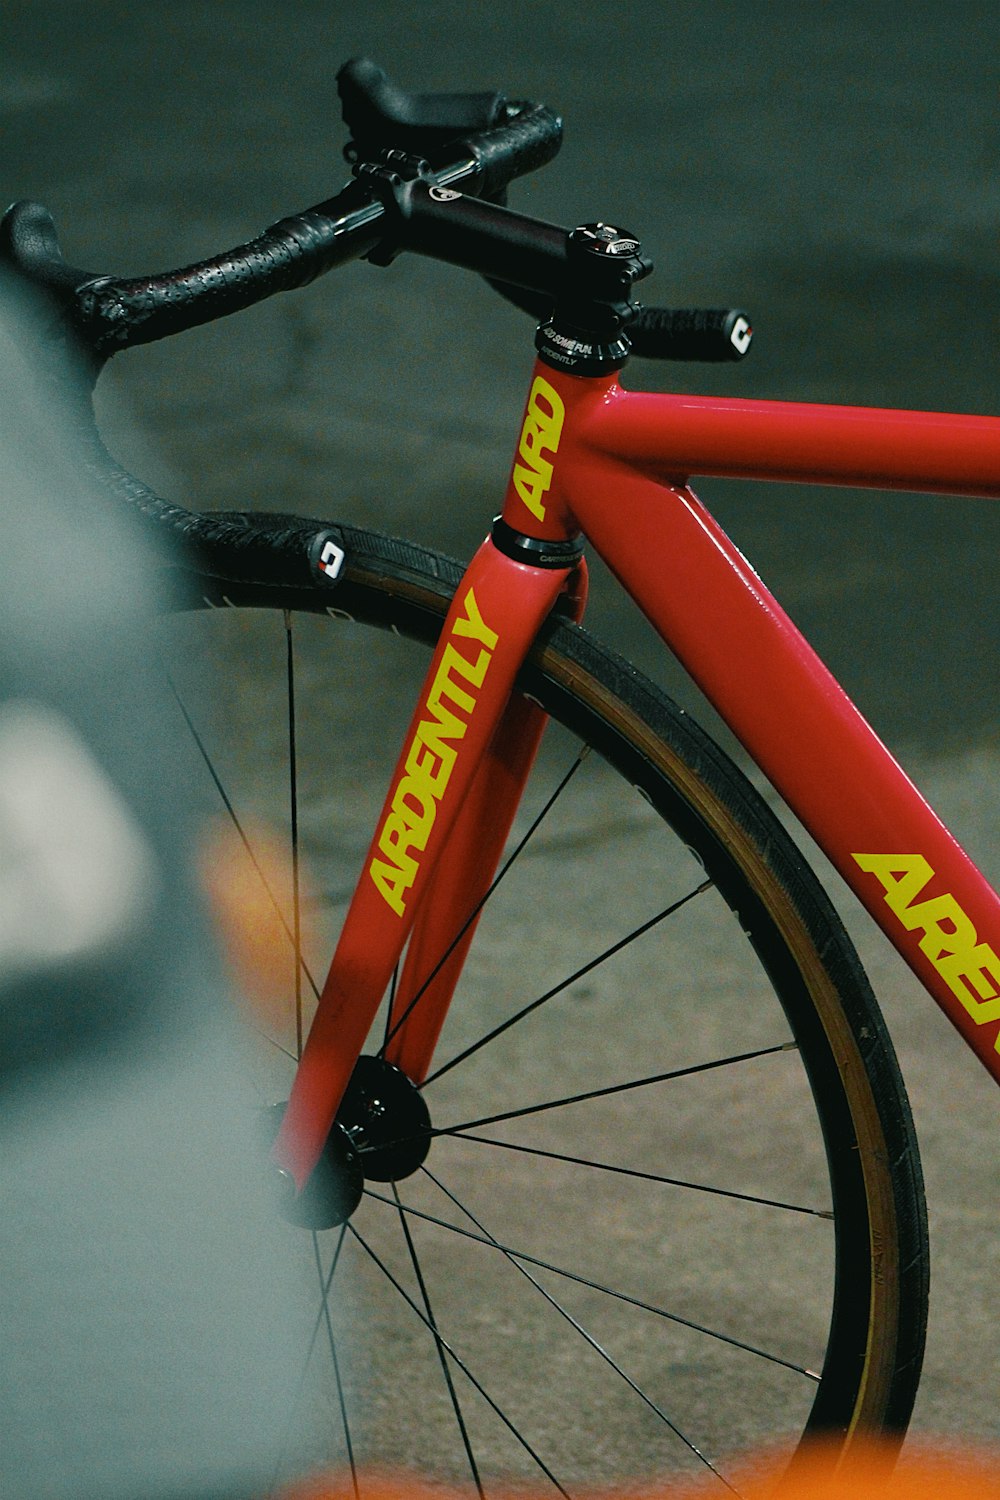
[370, 586, 499, 916]
[512, 375, 565, 521]
[853, 851, 1000, 1049]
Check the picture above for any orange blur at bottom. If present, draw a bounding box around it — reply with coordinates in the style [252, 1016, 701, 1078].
[279, 1440, 1000, 1500]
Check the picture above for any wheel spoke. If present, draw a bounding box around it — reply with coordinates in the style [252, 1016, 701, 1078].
[445, 1132, 833, 1218]
[347, 1223, 572, 1495]
[162, 661, 321, 1002]
[383, 961, 400, 1051]
[246, 1021, 299, 1064]
[310, 1229, 358, 1496]
[268, 1226, 353, 1498]
[285, 611, 305, 1058]
[421, 1166, 742, 1494]
[363, 1187, 819, 1379]
[421, 879, 713, 1087]
[391, 1182, 484, 1497]
[436, 1040, 797, 1136]
[379, 745, 590, 1058]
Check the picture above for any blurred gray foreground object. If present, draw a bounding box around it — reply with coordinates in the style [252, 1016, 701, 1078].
[0, 279, 308, 1500]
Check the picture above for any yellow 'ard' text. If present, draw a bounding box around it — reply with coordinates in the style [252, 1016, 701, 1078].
[512, 376, 565, 521]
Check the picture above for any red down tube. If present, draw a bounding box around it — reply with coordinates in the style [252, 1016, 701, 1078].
[567, 447, 1000, 1084]
[273, 536, 573, 1190]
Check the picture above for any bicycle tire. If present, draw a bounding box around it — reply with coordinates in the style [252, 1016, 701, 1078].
[163, 514, 929, 1493]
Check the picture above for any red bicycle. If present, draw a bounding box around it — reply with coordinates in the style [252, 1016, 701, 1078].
[5, 58, 997, 1496]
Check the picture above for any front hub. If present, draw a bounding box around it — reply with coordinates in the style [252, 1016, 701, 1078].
[272, 1055, 431, 1230]
[337, 1054, 432, 1182]
[268, 1107, 364, 1231]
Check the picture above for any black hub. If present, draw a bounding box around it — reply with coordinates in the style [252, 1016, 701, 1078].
[266, 1105, 364, 1231]
[337, 1055, 432, 1182]
[269, 1055, 431, 1230]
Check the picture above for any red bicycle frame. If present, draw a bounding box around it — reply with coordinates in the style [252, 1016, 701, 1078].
[274, 360, 1000, 1191]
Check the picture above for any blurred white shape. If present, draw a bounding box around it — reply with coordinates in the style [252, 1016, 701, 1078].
[0, 699, 156, 971]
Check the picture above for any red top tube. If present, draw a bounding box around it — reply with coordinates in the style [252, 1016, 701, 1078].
[586, 386, 1000, 498]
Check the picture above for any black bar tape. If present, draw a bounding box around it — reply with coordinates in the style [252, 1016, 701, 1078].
[66, 94, 559, 357]
[461, 103, 563, 199]
[628, 306, 752, 361]
[74, 199, 383, 355]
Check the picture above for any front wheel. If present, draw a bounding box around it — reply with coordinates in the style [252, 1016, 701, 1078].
[163, 517, 928, 1494]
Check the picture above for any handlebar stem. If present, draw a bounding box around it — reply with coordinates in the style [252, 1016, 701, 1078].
[357, 153, 653, 374]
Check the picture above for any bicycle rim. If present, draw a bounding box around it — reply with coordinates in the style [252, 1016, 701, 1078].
[161, 517, 928, 1495]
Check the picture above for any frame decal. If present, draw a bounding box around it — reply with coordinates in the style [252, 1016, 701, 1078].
[512, 375, 565, 520]
[853, 852, 1000, 1046]
[370, 586, 498, 915]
